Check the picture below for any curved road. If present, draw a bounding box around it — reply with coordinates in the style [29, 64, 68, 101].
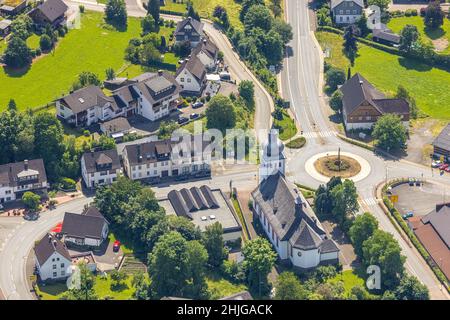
[282, 0, 450, 299]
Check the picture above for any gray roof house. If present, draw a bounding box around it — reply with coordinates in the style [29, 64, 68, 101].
[175, 55, 207, 95]
[61, 207, 109, 248]
[174, 16, 204, 47]
[340, 73, 410, 130]
[29, 0, 68, 27]
[372, 28, 401, 46]
[81, 149, 121, 189]
[330, 0, 364, 24]
[34, 233, 72, 281]
[432, 123, 450, 160]
[0, 19, 12, 38]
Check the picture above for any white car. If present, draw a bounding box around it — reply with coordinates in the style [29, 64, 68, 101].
[431, 160, 442, 168]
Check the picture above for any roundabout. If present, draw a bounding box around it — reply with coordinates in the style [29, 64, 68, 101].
[304, 151, 371, 183]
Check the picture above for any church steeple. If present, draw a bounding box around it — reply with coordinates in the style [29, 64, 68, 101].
[259, 129, 286, 182]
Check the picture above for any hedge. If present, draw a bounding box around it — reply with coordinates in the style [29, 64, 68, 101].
[160, 9, 185, 16]
[382, 180, 450, 291]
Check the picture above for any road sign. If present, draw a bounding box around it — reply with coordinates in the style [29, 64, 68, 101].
[389, 195, 398, 203]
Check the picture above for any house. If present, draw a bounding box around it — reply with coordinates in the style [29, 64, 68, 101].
[34, 233, 72, 281]
[28, 0, 68, 27]
[175, 55, 207, 95]
[340, 73, 410, 130]
[56, 85, 127, 127]
[0, 159, 48, 204]
[330, 0, 364, 24]
[116, 70, 180, 121]
[193, 38, 219, 71]
[432, 123, 450, 161]
[159, 185, 242, 242]
[122, 134, 212, 181]
[0, 0, 27, 16]
[174, 16, 204, 47]
[61, 206, 109, 248]
[372, 28, 400, 46]
[251, 130, 340, 270]
[100, 117, 132, 140]
[80, 149, 121, 189]
[408, 203, 450, 282]
[0, 19, 12, 38]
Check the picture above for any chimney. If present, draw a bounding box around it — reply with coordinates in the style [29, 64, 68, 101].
[158, 70, 163, 76]
[48, 234, 52, 243]
[359, 80, 364, 86]
[273, 205, 278, 215]
[24, 159, 28, 171]
[203, 39, 207, 44]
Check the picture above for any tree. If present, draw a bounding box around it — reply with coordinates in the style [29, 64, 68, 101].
[244, 5, 273, 32]
[274, 272, 309, 300]
[396, 85, 418, 119]
[329, 90, 343, 113]
[105, 67, 116, 80]
[238, 80, 255, 109]
[343, 25, 358, 65]
[33, 112, 65, 181]
[141, 14, 157, 34]
[202, 222, 227, 268]
[132, 272, 149, 300]
[10, 14, 33, 40]
[61, 263, 98, 300]
[168, 216, 202, 241]
[185, 240, 209, 299]
[110, 269, 128, 288]
[272, 19, 293, 45]
[367, 0, 390, 12]
[205, 95, 236, 132]
[3, 36, 32, 68]
[362, 230, 406, 289]
[39, 34, 53, 51]
[92, 134, 116, 151]
[394, 275, 429, 300]
[158, 120, 179, 139]
[22, 192, 41, 211]
[424, 1, 444, 29]
[7, 99, 17, 112]
[349, 212, 378, 256]
[372, 114, 407, 151]
[105, 0, 128, 28]
[147, 0, 160, 22]
[399, 25, 420, 53]
[356, 14, 370, 38]
[72, 71, 101, 90]
[317, 7, 332, 27]
[173, 40, 191, 57]
[187, 4, 200, 21]
[260, 30, 284, 66]
[350, 285, 372, 300]
[330, 179, 359, 223]
[242, 238, 277, 297]
[240, 0, 265, 21]
[325, 67, 346, 91]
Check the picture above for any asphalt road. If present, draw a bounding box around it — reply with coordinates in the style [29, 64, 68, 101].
[282, 0, 450, 299]
[0, 196, 93, 300]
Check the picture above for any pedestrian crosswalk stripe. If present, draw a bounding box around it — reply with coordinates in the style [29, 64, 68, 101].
[302, 131, 337, 139]
[361, 197, 378, 207]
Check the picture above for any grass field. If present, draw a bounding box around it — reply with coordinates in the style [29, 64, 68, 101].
[0, 11, 143, 111]
[387, 16, 450, 54]
[316, 31, 450, 120]
[327, 270, 366, 297]
[26, 34, 40, 50]
[160, 0, 243, 30]
[273, 110, 297, 141]
[206, 271, 248, 299]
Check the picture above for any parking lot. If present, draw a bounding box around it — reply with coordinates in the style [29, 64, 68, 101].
[391, 181, 450, 217]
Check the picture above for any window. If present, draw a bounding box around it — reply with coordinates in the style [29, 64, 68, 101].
[53, 272, 57, 277]
[180, 78, 185, 82]
[353, 10, 357, 14]
[61, 270, 65, 276]
[339, 10, 343, 14]
[53, 265, 57, 269]
[5, 190, 11, 194]
[56, 258, 59, 261]
[187, 78, 191, 83]
[61, 263, 65, 268]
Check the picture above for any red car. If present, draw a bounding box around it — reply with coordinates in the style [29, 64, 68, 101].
[445, 166, 450, 173]
[113, 240, 121, 252]
[439, 163, 449, 171]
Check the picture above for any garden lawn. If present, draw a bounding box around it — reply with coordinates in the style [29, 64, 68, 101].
[327, 270, 365, 297]
[206, 271, 248, 299]
[387, 16, 450, 54]
[0, 11, 142, 111]
[160, 0, 243, 30]
[316, 31, 450, 120]
[273, 110, 297, 141]
[26, 34, 41, 50]
[0, 38, 6, 55]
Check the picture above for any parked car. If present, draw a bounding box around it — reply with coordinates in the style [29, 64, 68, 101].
[402, 212, 414, 220]
[431, 160, 442, 168]
[192, 101, 204, 109]
[408, 177, 415, 186]
[445, 166, 450, 173]
[113, 240, 121, 252]
[439, 163, 449, 171]
[178, 116, 189, 124]
[190, 113, 199, 119]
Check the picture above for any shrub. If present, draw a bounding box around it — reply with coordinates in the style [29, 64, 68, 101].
[60, 177, 77, 190]
[79, 5, 85, 13]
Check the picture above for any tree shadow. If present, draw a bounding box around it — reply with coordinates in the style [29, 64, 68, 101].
[424, 26, 445, 40]
[110, 282, 129, 292]
[328, 113, 342, 124]
[398, 57, 432, 72]
[2, 64, 31, 77]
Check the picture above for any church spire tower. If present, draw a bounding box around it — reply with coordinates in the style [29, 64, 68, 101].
[259, 129, 286, 182]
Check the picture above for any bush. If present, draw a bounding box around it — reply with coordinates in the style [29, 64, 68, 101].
[60, 177, 77, 190]
[39, 34, 53, 51]
[79, 5, 85, 13]
[286, 137, 306, 149]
